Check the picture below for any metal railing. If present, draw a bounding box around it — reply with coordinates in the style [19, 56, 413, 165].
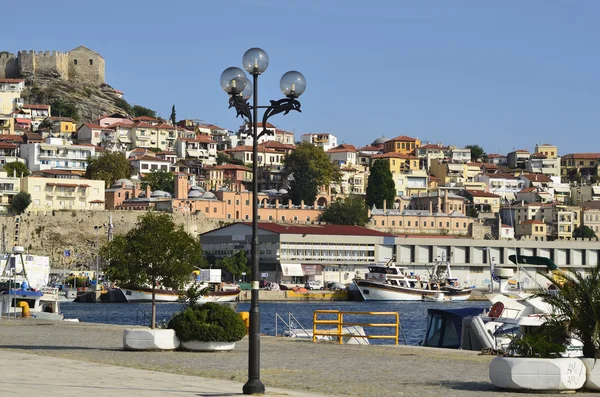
[275, 312, 312, 338]
[136, 310, 152, 326]
[312, 310, 406, 345]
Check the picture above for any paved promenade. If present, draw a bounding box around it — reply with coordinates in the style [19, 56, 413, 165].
[0, 319, 558, 396]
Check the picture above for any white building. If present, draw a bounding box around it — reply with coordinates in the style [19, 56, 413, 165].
[20, 138, 96, 172]
[175, 136, 218, 165]
[21, 176, 105, 212]
[301, 133, 338, 152]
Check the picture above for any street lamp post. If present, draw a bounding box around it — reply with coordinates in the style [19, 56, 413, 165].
[220, 48, 306, 395]
[93, 224, 105, 290]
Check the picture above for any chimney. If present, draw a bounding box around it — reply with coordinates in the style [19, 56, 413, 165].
[383, 200, 387, 212]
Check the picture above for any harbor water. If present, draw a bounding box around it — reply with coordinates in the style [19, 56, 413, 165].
[60, 300, 490, 345]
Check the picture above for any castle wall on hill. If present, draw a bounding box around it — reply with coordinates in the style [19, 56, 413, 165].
[0, 52, 18, 79]
[0, 47, 105, 83]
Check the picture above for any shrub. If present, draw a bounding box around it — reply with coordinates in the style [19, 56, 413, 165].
[508, 323, 567, 358]
[168, 302, 246, 343]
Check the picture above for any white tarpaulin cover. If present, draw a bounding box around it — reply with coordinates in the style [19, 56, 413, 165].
[280, 263, 304, 276]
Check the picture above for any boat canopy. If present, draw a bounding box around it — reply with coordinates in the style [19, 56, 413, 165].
[508, 255, 558, 270]
[367, 266, 399, 275]
[423, 307, 486, 349]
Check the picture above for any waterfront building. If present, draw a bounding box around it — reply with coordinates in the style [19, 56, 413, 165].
[0, 167, 20, 213]
[369, 206, 472, 237]
[200, 222, 600, 290]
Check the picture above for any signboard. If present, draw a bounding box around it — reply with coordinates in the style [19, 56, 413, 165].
[302, 264, 322, 275]
[261, 273, 269, 278]
[232, 235, 246, 241]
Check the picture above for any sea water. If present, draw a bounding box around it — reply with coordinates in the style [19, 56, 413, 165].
[60, 300, 490, 345]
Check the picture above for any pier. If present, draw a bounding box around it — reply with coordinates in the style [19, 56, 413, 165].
[1, 319, 547, 396]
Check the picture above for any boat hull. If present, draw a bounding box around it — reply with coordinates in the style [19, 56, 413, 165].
[121, 287, 240, 303]
[355, 280, 471, 301]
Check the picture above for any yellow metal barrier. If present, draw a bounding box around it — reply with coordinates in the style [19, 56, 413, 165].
[312, 310, 404, 345]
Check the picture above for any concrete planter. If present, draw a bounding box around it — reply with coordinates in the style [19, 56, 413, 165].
[123, 328, 180, 351]
[489, 356, 585, 391]
[581, 358, 600, 391]
[180, 340, 235, 352]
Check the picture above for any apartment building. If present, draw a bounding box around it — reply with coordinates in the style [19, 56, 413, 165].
[20, 138, 96, 172]
[21, 176, 105, 212]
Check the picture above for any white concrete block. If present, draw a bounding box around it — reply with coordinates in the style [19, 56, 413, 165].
[123, 328, 180, 351]
[180, 340, 235, 351]
[489, 357, 585, 391]
[582, 358, 600, 391]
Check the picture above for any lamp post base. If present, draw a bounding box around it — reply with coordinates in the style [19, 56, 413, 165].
[243, 379, 265, 395]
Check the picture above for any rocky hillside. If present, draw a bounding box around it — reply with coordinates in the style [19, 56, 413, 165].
[22, 76, 127, 122]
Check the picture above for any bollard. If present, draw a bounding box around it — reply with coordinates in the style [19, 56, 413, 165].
[239, 311, 250, 334]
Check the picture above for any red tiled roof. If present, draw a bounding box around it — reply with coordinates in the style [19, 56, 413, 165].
[487, 153, 506, 158]
[371, 152, 417, 160]
[327, 144, 357, 153]
[520, 219, 545, 225]
[524, 173, 553, 182]
[358, 145, 380, 151]
[465, 190, 501, 198]
[49, 117, 76, 122]
[0, 135, 24, 143]
[562, 153, 600, 159]
[519, 187, 537, 193]
[129, 155, 171, 162]
[179, 136, 216, 143]
[0, 78, 25, 83]
[420, 144, 448, 150]
[213, 164, 251, 171]
[236, 222, 396, 237]
[258, 141, 295, 150]
[387, 135, 417, 142]
[132, 116, 159, 122]
[15, 118, 31, 124]
[22, 104, 49, 110]
[0, 142, 17, 149]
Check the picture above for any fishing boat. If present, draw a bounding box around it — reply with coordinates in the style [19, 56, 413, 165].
[0, 284, 65, 320]
[353, 258, 472, 301]
[121, 269, 240, 303]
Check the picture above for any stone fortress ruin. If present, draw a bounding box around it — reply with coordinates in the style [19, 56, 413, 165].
[0, 46, 105, 83]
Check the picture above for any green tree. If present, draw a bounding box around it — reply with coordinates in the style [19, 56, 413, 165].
[466, 207, 479, 218]
[465, 144, 487, 162]
[3, 161, 30, 177]
[535, 262, 600, 358]
[366, 159, 396, 209]
[133, 104, 156, 118]
[216, 152, 244, 166]
[321, 195, 369, 226]
[215, 250, 251, 283]
[141, 170, 174, 194]
[284, 142, 341, 205]
[50, 99, 79, 121]
[38, 118, 54, 130]
[102, 212, 205, 328]
[11, 192, 32, 215]
[573, 225, 597, 239]
[85, 152, 130, 187]
[114, 98, 132, 114]
[170, 105, 176, 125]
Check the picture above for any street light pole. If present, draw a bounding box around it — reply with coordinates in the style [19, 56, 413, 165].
[93, 224, 105, 289]
[221, 48, 306, 396]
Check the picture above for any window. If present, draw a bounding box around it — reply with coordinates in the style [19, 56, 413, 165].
[392, 220, 395, 226]
[205, 207, 209, 213]
[73, 59, 78, 65]
[415, 221, 419, 227]
[381, 220, 385, 226]
[89, 59, 93, 65]
[213, 207, 217, 213]
[407, 221, 411, 227]
[227, 200, 231, 205]
[142, 164, 149, 170]
[35, 185, 41, 192]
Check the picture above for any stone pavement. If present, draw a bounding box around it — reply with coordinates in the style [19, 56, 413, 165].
[0, 351, 331, 397]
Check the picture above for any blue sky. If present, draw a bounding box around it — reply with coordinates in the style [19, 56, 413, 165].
[5, 1, 599, 155]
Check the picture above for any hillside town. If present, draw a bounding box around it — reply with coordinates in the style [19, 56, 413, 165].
[0, 46, 599, 247]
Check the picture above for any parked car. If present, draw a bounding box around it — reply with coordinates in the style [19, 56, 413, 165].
[326, 282, 348, 291]
[304, 281, 323, 290]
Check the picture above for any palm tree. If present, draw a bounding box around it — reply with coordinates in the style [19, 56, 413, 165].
[535, 263, 600, 358]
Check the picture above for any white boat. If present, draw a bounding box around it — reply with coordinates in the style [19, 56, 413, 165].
[423, 292, 447, 302]
[456, 255, 583, 356]
[121, 285, 240, 303]
[0, 285, 66, 321]
[353, 259, 472, 301]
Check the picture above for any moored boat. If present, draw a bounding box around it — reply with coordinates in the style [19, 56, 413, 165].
[353, 260, 472, 301]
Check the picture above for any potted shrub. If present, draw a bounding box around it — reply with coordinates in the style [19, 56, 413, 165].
[489, 324, 586, 391]
[168, 301, 247, 351]
[534, 263, 600, 391]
